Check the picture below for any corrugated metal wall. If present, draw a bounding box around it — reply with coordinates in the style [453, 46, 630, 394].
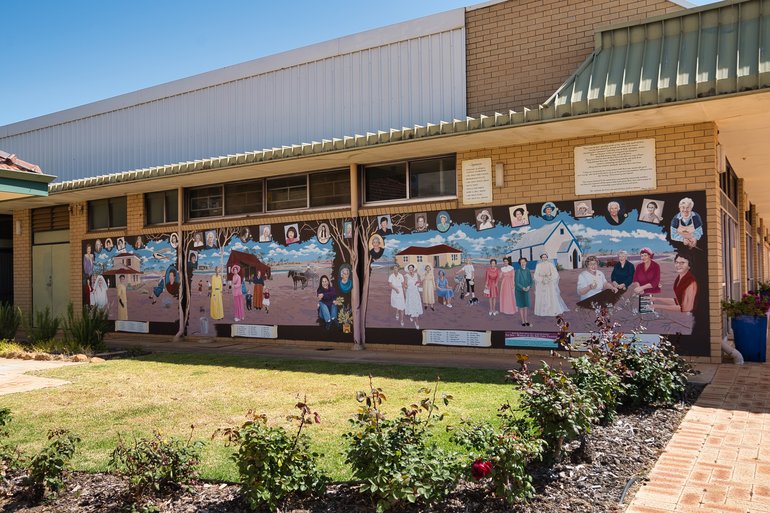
[0, 26, 466, 182]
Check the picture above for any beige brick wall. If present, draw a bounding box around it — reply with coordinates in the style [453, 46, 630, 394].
[465, 0, 684, 116]
[457, 121, 723, 361]
[12, 209, 32, 320]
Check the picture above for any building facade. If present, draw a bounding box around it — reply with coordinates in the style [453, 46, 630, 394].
[2, 0, 770, 363]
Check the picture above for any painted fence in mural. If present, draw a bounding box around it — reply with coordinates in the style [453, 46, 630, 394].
[79, 191, 709, 355]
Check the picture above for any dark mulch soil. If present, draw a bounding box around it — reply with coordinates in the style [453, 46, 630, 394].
[0, 383, 704, 513]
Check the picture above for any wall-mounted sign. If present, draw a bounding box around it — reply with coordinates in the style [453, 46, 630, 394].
[115, 320, 149, 334]
[575, 139, 656, 195]
[231, 324, 278, 339]
[422, 330, 491, 347]
[461, 158, 493, 205]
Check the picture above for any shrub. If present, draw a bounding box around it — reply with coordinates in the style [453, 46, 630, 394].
[31, 339, 92, 356]
[0, 303, 22, 341]
[570, 349, 626, 424]
[24, 306, 61, 345]
[63, 303, 109, 351]
[451, 404, 544, 504]
[508, 359, 595, 461]
[0, 408, 24, 484]
[110, 428, 205, 506]
[344, 378, 461, 512]
[24, 428, 80, 500]
[611, 337, 693, 408]
[220, 399, 327, 512]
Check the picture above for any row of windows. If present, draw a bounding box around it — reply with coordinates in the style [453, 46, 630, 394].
[87, 156, 456, 230]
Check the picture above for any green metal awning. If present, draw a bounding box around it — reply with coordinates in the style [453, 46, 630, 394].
[545, 0, 770, 116]
[0, 151, 55, 202]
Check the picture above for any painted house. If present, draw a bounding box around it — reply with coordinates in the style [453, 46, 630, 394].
[226, 250, 271, 281]
[103, 253, 142, 284]
[396, 244, 463, 270]
[507, 221, 582, 269]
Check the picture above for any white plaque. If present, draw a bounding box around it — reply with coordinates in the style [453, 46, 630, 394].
[461, 158, 493, 205]
[231, 324, 278, 339]
[575, 139, 656, 195]
[115, 320, 149, 334]
[422, 330, 492, 347]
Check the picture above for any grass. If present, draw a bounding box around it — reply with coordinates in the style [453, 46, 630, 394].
[1, 353, 517, 482]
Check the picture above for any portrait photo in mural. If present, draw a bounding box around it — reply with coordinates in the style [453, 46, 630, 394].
[181, 219, 355, 340]
[361, 191, 710, 356]
[81, 233, 180, 326]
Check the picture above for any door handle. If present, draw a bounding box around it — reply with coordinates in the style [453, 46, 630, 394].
[47, 275, 52, 287]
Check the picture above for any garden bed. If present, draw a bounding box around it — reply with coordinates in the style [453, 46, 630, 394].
[0, 383, 704, 513]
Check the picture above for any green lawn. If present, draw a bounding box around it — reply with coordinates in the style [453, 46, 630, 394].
[2, 353, 517, 481]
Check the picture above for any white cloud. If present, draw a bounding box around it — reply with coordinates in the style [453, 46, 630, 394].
[448, 230, 470, 241]
[567, 223, 666, 242]
[384, 238, 401, 250]
[423, 234, 447, 245]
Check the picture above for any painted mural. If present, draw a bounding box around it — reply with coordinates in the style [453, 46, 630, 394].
[81, 233, 180, 327]
[361, 191, 710, 356]
[181, 219, 355, 341]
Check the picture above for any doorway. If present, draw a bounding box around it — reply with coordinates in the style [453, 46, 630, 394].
[32, 231, 70, 321]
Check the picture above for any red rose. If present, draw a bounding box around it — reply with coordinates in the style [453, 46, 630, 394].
[470, 459, 492, 480]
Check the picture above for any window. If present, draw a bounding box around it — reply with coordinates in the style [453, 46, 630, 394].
[403, 256, 409, 263]
[88, 197, 127, 230]
[145, 190, 178, 225]
[188, 186, 223, 219]
[363, 155, 456, 203]
[417, 256, 423, 263]
[309, 169, 350, 207]
[225, 181, 263, 216]
[267, 175, 307, 211]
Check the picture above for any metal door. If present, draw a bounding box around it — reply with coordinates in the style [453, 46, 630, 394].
[32, 243, 70, 320]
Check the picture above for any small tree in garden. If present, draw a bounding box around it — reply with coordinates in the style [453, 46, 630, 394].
[344, 377, 462, 512]
[219, 399, 327, 512]
[24, 428, 80, 500]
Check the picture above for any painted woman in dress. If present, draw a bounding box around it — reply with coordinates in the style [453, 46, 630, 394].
[210, 267, 224, 320]
[92, 275, 109, 310]
[436, 269, 454, 308]
[421, 264, 436, 311]
[231, 264, 245, 322]
[404, 264, 424, 329]
[515, 257, 533, 326]
[253, 270, 265, 310]
[533, 253, 568, 317]
[610, 250, 635, 291]
[117, 274, 128, 320]
[484, 258, 501, 316]
[498, 257, 517, 316]
[388, 265, 406, 326]
[670, 197, 703, 248]
[630, 248, 661, 294]
[83, 243, 94, 276]
[317, 275, 338, 329]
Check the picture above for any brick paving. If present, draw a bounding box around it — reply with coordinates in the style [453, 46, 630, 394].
[627, 364, 770, 513]
[0, 358, 80, 396]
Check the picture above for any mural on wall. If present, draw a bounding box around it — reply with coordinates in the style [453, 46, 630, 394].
[361, 191, 710, 356]
[180, 219, 355, 340]
[81, 233, 180, 326]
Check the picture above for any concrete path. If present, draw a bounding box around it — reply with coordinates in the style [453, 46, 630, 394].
[0, 358, 80, 396]
[626, 364, 770, 513]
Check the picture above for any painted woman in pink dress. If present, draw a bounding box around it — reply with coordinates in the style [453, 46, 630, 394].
[231, 264, 245, 322]
[630, 248, 661, 294]
[498, 256, 518, 315]
[484, 258, 501, 316]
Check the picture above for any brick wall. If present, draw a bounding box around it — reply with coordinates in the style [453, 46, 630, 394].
[457, 121, 722, 362]
[12, 209, 32, 320]
[465, 0, 684, 116]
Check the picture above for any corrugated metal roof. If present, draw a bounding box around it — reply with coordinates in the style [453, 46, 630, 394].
[545, 0, 770, 116]
[48, 0, 770, 196]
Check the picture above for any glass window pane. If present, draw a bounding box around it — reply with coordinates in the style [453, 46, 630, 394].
[225, 181, 263, 216]
[165, 190, 179, 222]
[188, 186, 223, 219]
[364, 163, 407, 202]
[267, 176, 307, 211]
[309, 169, 350, 207]
[109, 196, 127, 228]
[88, 199, 109, 230]
[145, 192, 166, 225]
[409, 156, 456, 198]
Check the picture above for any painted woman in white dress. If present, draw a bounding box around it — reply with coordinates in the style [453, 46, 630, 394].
[388, 265, 406, 326]
[403, 264, 424, 329]
[533, 253, 568, 317]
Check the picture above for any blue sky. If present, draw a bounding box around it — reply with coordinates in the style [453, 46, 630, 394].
[2, 0, 718, 127]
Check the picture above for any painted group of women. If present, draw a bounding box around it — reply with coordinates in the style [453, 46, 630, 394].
[388, 264, 430, 329]
[208, 267, 268, 322]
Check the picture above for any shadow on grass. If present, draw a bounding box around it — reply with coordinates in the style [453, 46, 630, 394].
[132, 352, 511, 386]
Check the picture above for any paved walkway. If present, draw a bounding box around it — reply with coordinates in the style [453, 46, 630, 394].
[0, 358, 80, 396]
[627, 364, 770, 513]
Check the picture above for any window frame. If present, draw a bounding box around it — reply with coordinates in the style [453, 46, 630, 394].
[88, 196, 127, 231]
[145, 190, 179, 226]
[361, 154, 457, 205]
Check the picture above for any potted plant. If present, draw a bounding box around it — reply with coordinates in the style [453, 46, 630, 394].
[721, 292, 770, 362]
[756, 281, 770, 298]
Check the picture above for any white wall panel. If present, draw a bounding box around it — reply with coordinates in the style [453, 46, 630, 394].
[0, 23, 466, 182]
